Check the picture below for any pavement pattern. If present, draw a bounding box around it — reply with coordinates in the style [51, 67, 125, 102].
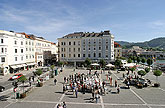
[0, 68, 165, 108]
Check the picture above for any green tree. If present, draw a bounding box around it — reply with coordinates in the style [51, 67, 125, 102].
[58, 61, 64, 67]
[130, 67, 136, 73]
[132, 56, 137, 63]
[35, 69, 43, 76]
[84, 58, 91, 67]
[99, 59, 106, 68]
[137, 57, 141, 64]
[114, 59, 121, 68]
[141, 58, 146, 64]
[138, 70, 146, 78]
[153, 70, 162, 83]
[17, 75, 27, 93]
[147, 58, 153, 68]
[127, 58, 132, 63]
[145, 67, 150, 73]
[50, 65, 55, 77]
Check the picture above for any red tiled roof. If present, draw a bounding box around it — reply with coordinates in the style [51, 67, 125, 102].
[114, 42, 121, 47]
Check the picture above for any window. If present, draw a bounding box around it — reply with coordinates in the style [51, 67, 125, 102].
[14, 40, 17, 45]
[83, 54, 85, 57]
[61, 48, 63, 52]
[69, 48, 71, 52]
[99, 46, 101, 50]
[1, 57, 5, 62]
[83, 47, 85, 50]
[88, 54, 90, 57]
[61, 54, 63, 57]
[73, 41, 76, 45]
[32, 42, 34, 46]
[26, 48, 28, 51]
[106, 54, 108, 57]
[78, 41, 80, 45]
[99, 53, 101, 57]
[26, 55, 28, 59]
[106, 46, 108, 50]
[32, 55, 34, 58]
[78, 48, 80, 52]
[89, 47, 90, 50]
[26, 41, 28, 45]
[61, 42, 63, 45]
[93, 53, 96, 57]
[69, 54, 71, 57]
[64, 42, 66, 45]
[64, 48, 66, 52]
[21, 49, 23, 53]
[1, 48, 4, 53]
[69, 42, 71, 45]
[21, 56, 23, 61]
[74, 48, 75, 52]
[78, 54, 80, 57]
[29, 42, 31, 45]
[15, 57, 17, 61]
[1, 39, 3, 43]
[5, 48, 7, 52]
[15, 49, 17, 53]
[73, 54, 76, 57]
[21, 41, 23, 45]
[30, 55, 31, 59]
[94, 47, 96, 50]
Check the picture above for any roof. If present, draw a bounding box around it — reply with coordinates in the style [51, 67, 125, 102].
[114, 42, 121, 48]
[62, 30, 111, 38]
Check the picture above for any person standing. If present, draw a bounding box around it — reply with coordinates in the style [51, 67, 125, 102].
[127, 81, 130, 89]
[54, 79, 57, 85]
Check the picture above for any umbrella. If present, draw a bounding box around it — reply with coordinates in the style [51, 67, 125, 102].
[106, 64, 115, 67]
[91, 63, 100, 66]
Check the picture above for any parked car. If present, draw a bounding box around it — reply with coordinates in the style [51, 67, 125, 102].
[0, 86, 5, 92]
[9, 73, 23, 80]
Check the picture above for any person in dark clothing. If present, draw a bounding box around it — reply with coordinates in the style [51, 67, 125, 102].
[54, 79, 57, 85]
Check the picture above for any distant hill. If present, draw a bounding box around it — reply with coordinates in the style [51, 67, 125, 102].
[116, 37, 165, 49]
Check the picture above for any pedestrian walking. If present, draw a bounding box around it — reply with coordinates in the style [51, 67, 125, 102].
[63, 102, 67, 108]
[29, 80, 32, 86]
[32, 76, 35, 82]
[95, 90, 99, 103]
[127, 81, 130, 89]
[54, 79, 57, 85]
[117, 85, 120, 94]
[115, 80, 117, 88]
[75, 87, 78, 98]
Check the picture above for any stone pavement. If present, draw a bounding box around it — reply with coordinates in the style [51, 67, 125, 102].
[1, 68, 165, 108]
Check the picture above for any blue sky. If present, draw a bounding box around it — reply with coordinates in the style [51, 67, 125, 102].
[0, 0, 165, 43]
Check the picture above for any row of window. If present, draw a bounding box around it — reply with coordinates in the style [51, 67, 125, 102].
[15, 49, 24, 53]
[61, 53, 112, 58]
[36, 43, 50, 47]
[26, 48, 34, 52]
[1, 48, 7, 53]
[61, 48, 81, 52]
[83, 46, 109, 50]
[61, 41, 81, 46]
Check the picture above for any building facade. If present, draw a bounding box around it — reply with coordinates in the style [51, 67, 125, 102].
[0, 30, 57, 75]
[58, 30, 114, 66]
[114, 42, 122, 59]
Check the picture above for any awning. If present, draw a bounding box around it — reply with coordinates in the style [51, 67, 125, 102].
[26, 63, 36, 66]
[11, 66, 18, 69]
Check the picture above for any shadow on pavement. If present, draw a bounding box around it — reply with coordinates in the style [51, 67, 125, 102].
[0, 95, 9, 101]
[55, 92, 64, 94]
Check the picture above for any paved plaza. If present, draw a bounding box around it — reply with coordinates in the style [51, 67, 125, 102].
[0, 68, 165, 108]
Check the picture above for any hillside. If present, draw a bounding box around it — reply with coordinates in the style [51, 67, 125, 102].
[116, 37, 165, 49]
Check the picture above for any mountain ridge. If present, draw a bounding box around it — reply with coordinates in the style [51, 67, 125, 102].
[115, 37, 165, 49]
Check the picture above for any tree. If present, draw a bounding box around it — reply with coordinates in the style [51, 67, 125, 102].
[153, 70, 162, 83]
[147, 58, 153, 68]
[50, 65, 55, 77]
[99, 59, 106, 68]
[132, 56, 137, 63]
[138, 70, 146, 78]
[17, 75, 27, 93]
[58, 61, 64, 67]
[127, 58, 132, 63]
[35, 69, 43, 76]
[145, 67, 150, 73]
[114, 59, 121, 68]
[130, 67, 136, 73]
[84, 58, 91, 67]
[137, 57, 141, 64]
[141, 58, 146, 64]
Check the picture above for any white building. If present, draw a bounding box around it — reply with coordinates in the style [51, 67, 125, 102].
[58, 30, 114, 66]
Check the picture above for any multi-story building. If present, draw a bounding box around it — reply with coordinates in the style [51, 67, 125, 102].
[0, 30, 57, 75]
[58, 30, 114, 66]
[114, 42, 122, 59]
